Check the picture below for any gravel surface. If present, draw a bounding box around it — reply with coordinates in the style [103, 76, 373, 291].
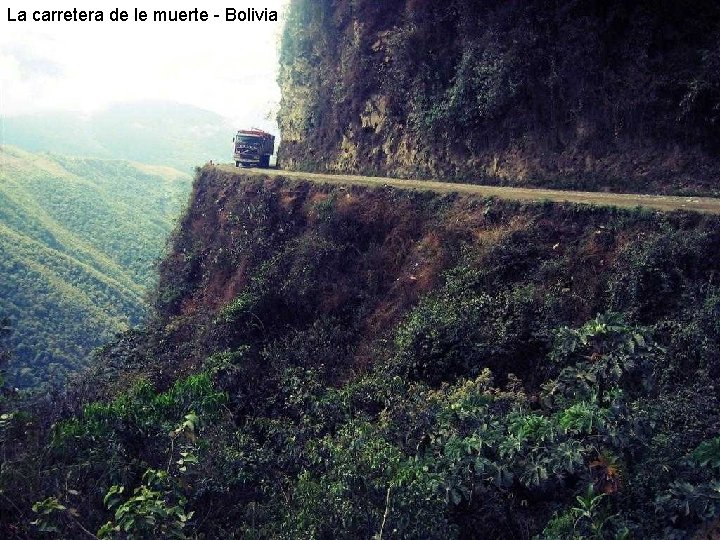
[217, 165, 720, 215]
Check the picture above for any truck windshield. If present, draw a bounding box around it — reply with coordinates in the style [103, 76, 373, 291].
[237, 136, 261, 145]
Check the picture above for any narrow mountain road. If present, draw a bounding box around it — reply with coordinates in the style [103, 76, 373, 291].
[218, 165, 720, 215]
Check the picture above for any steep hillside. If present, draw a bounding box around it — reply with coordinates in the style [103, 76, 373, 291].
[3, 167, 720, 538]
[4, 101, 235, 171]
[278, 0, 720, 195]
[0, 146, 191, 387]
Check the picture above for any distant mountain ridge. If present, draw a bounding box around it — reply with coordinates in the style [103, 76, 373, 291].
[3, 101, 235, 171]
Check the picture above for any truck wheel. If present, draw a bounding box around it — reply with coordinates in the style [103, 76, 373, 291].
[260, 155, 270, 168]
[235, 161, 240, 167]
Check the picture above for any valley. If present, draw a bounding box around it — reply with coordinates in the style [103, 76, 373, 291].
[0, 146, 191, 387]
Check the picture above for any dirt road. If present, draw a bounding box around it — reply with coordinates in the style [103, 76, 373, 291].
[218, 165, 720, 215]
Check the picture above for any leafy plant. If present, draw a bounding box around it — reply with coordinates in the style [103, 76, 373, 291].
[31, 497, 67, 534]
[692, 436, 720, 470]
[98, 469, 194, 539]
[570, 485, 615, 539]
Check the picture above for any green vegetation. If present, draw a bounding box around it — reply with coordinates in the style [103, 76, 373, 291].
[4, 3, 717, 535]
[0, 146, 191, 387]
[2, 170, 720, 538]
[278, 0, 720, 195]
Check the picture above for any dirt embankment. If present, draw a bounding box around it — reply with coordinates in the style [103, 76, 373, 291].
[137, 165, 720, 391]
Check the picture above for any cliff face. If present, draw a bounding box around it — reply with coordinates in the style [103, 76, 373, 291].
[278, 0, 720, 195]
[5, 167, 720, 538]
[107, 170, 720, 535]
[150, 167, 720, 387]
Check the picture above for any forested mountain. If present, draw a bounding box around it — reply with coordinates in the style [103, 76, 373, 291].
[0, 146, 191, 387]
[3, 102, 235, 171]
[3, 168, 720, 538]
[3, 1, 720, 538]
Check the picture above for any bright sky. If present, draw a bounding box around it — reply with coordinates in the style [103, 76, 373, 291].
[0, 1, 287, 126]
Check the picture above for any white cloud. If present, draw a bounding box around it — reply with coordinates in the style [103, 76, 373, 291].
[0, 1, 287, 125]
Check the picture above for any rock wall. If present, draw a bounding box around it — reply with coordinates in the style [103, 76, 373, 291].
[277, 0, 720, 195]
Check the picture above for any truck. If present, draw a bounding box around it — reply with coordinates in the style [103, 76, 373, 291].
[233, 129, 275, 168]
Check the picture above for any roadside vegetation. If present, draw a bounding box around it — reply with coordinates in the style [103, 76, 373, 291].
[2, 169, 720, 538]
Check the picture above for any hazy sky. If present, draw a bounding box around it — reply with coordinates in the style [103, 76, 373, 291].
[0, 1, 287, 125]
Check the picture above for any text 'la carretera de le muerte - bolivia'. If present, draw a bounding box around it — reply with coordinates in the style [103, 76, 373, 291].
[6, 7, 278, 23]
